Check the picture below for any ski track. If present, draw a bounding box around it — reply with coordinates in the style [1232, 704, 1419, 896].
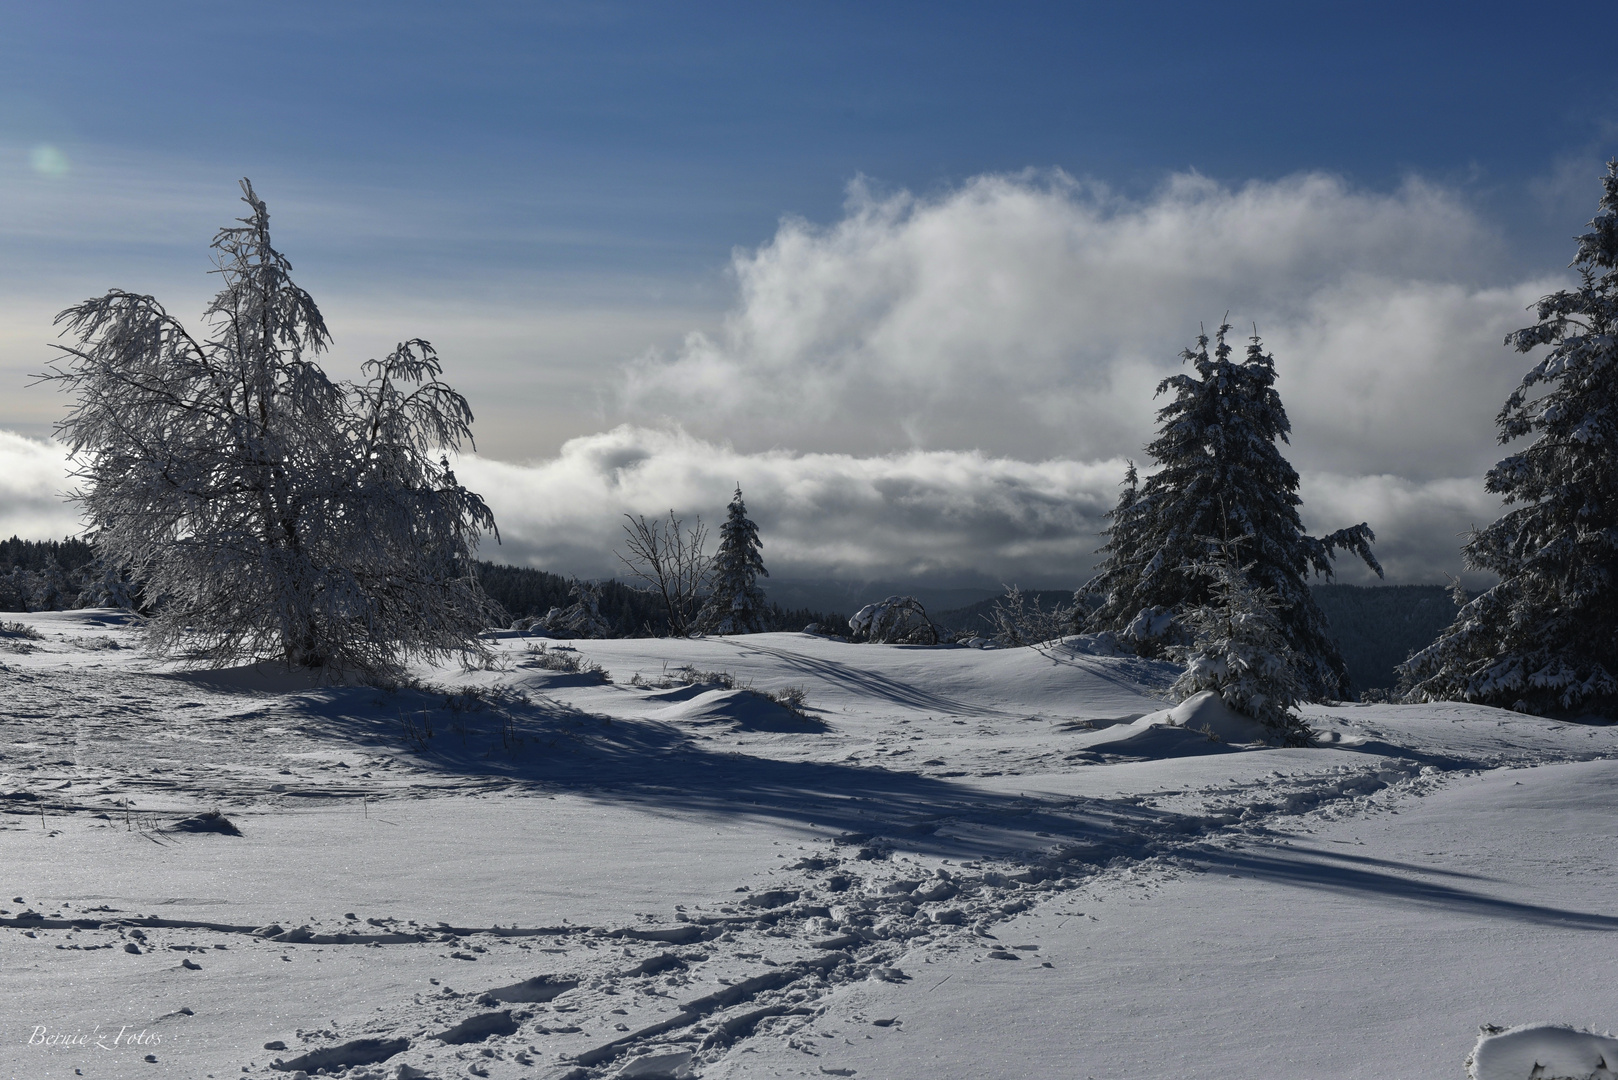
[3, 613, 1617, 1079]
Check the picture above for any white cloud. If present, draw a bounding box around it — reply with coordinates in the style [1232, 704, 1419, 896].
[621, 169, 1554, 479]
[0, 430, 80, 541]
[0, 422, 1507, 587]
[457, 429, 1505, 587]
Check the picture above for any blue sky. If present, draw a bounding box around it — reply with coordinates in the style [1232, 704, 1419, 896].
[2, 2, 1616, 586]
[6, 1, 1612, 274]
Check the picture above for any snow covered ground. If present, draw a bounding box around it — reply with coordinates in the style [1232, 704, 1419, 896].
[3, 611, 1616, 1080]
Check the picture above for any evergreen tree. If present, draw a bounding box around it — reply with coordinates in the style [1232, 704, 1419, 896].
[698, 486, 769, 635]
[1401, 162, 1618, 715]
[1169, 546, 1313, 746]
[1085, 322, 1382, 699]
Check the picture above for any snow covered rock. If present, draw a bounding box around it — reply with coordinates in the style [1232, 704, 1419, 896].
[528, 579, 611, 638]
[849, 595, 938, 645]
[1467, 1023, 1618, 1080]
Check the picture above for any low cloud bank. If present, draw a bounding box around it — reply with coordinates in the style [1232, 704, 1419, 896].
[458, 426, 1494, 586]
[457, 426, 1125, 585]
[0, 424, 1499, 586]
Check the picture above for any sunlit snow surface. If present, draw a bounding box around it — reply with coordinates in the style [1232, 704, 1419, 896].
[2, 611, 1616, 1079]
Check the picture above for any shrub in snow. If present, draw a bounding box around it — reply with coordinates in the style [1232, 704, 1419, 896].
[522, 643, 609, 681]
[1168, 550, 1312, 746]
[1466, 1023, 1618, 1080]
[43, 180, 497, 675]
[1121, 604, 1184, 653]
[630, 664, 736, 690]
[986, 584, 1076, 647]
[697, 485, 769, 635]
[1402, 162, 1618, 717]
[79, 558, 136, 610]
[618, 510, 712, 637]
[528, 578, 611, 638]
[849, 595, 939, 645]
[1084, 324, 1382, 698]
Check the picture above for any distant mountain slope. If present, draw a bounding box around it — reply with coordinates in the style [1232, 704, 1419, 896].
[1309, 584, 1460, 693]
[763, 579, 1001, 621]
[931, 591, 1079, 635]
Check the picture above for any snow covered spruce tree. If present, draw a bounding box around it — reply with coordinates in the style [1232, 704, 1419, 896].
[1401, 162, 1618, 716]
[697, 485, 770, 635]
[43, 180, 498, 675]
[1085, 322, 1381, 699]
[1169, 546, 1313, 745]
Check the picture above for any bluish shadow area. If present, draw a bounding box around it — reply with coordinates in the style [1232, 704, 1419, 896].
[1318, 738, 1478, 771]
[711, 639, 1009, 718]
[293, 683, 1201, 866]
[1202, 842, 1618, 931]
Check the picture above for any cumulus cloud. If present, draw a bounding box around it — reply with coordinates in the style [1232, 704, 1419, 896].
[621, 169, 1554, 480]
[0, 430, 80, 540]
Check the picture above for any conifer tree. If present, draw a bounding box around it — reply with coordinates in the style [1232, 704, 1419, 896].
[1401, 162, 1618, 715]
[698, 486, 769, 635]
[1169, 546, 1313, 745]
[1085, 322, 1382, 699]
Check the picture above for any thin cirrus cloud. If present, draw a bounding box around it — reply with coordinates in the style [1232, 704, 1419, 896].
[1, 166, 1574, 586]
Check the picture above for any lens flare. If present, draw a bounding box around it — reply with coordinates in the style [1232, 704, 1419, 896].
[29, 145, 69, 177]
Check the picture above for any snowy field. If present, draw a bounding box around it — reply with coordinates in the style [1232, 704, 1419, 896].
[3, 610, 1617, 1080]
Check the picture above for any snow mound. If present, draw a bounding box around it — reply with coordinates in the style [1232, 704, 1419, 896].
[651, 688, 823, 731]
[1117, 690, 1272, 744]
[1071, 691, 1273, 759]
[1468, 1024, 1618, 1080]
[1154, 690, 1273, 743]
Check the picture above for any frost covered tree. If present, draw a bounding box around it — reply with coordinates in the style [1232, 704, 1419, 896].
[1169, 547, 1313, 745]
[43, 180, 498, 674]
[1085, 323, 1381, 699]
[618, 511, 711, 636]
[697, 486, 769, 635]
[1401, 162, 1618, 716]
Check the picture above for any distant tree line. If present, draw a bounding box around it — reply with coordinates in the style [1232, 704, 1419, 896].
[1, 536, 95, 574]
[0, 536, 106, 612]
[473, 559, 844, 638]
